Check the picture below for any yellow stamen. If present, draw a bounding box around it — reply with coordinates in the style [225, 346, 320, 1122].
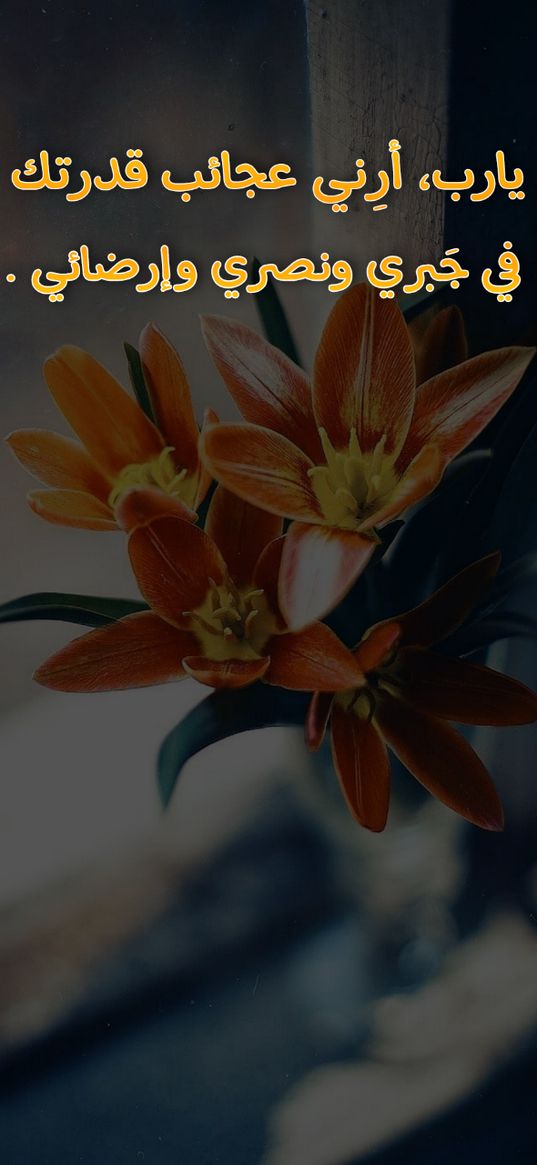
[308, 426, 398, 531]
[336, 638, 404, 719]
[108, 446, 197, 509]
[184, 578, 277, 662]
[336, 686, 375, 721]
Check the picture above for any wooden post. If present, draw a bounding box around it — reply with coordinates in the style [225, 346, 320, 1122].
[306, 0, 451, 274]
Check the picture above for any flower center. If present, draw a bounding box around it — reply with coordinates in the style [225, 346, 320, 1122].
[336, 687, 376, 719]
[183, 577, 277, 662]
[108, 446, 196, 509]
[308, 427, 397, 530]
[336, 644, 401, 717]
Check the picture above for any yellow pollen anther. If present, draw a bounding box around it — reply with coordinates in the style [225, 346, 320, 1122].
[182, 610, 217, 636]
[309, 425, 398, 531]
[183, 578, 277, 663]
[337, 685, 375, 720]
[335, 486, 358, 513]
[212, 604, 242, 623]
[108, 446, 196, 509]
[244, 609, 259, 635]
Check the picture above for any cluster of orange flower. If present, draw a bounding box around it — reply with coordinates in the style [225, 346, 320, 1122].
[6, 285, 537, 831]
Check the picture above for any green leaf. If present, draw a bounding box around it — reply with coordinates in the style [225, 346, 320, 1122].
[481, 554, 537, 616]
[437, 358, 537, 575]
[251, 258, 302, 365]
[0, 592, 148, 628]
[327, 522, 404, 645]
[386, 449, 492, 610]
[481, 421, 537, 564]
[158, 683, 308, 808]
[124, 342, 155, 423]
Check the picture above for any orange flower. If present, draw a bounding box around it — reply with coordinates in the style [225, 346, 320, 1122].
[35, 485, 365, 695]
[200, 285, 534, 628]
[7, 324, 214, 531]
[306, 553, 537, 833]
[407, 302, 468, 383]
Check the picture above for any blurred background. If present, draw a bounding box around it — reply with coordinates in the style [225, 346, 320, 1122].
[1, 1, 537, 1162]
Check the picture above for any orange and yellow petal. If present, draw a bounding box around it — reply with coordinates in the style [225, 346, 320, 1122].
[128, 514, 227, 626]
[409, 304, 468, 385]
[305, 691, 334, 751]
[202, 422, 322, 522]
[331, 704, 390, 832]
[34, 612, 195, 692]
[265, 623, 365, 692]
[394, 646, 537, 726]
[182, 654, 270, 689]
[194, 407, 219, 507]
[354, 621, 401, 673]
[278, 521, 375, 630]
[201, 315, 322, 462]
[253, 535, 286, 625]
[28, 489, 116, 530]
[139, 323, 200, 472]
[44, 345, 163, 477]
[205, 484, 283, 587]
[115, 486, 197, 532]
[396, 552, 501, 649]
[313, 283, 415, 457]
[359, 444, 443, 532]
[401, 345, 535, 469]
[375, 692, 504, 831]
[7, 429, 111, 499]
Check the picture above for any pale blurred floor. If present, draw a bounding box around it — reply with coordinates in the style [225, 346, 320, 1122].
[0, 679, 307, 908]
